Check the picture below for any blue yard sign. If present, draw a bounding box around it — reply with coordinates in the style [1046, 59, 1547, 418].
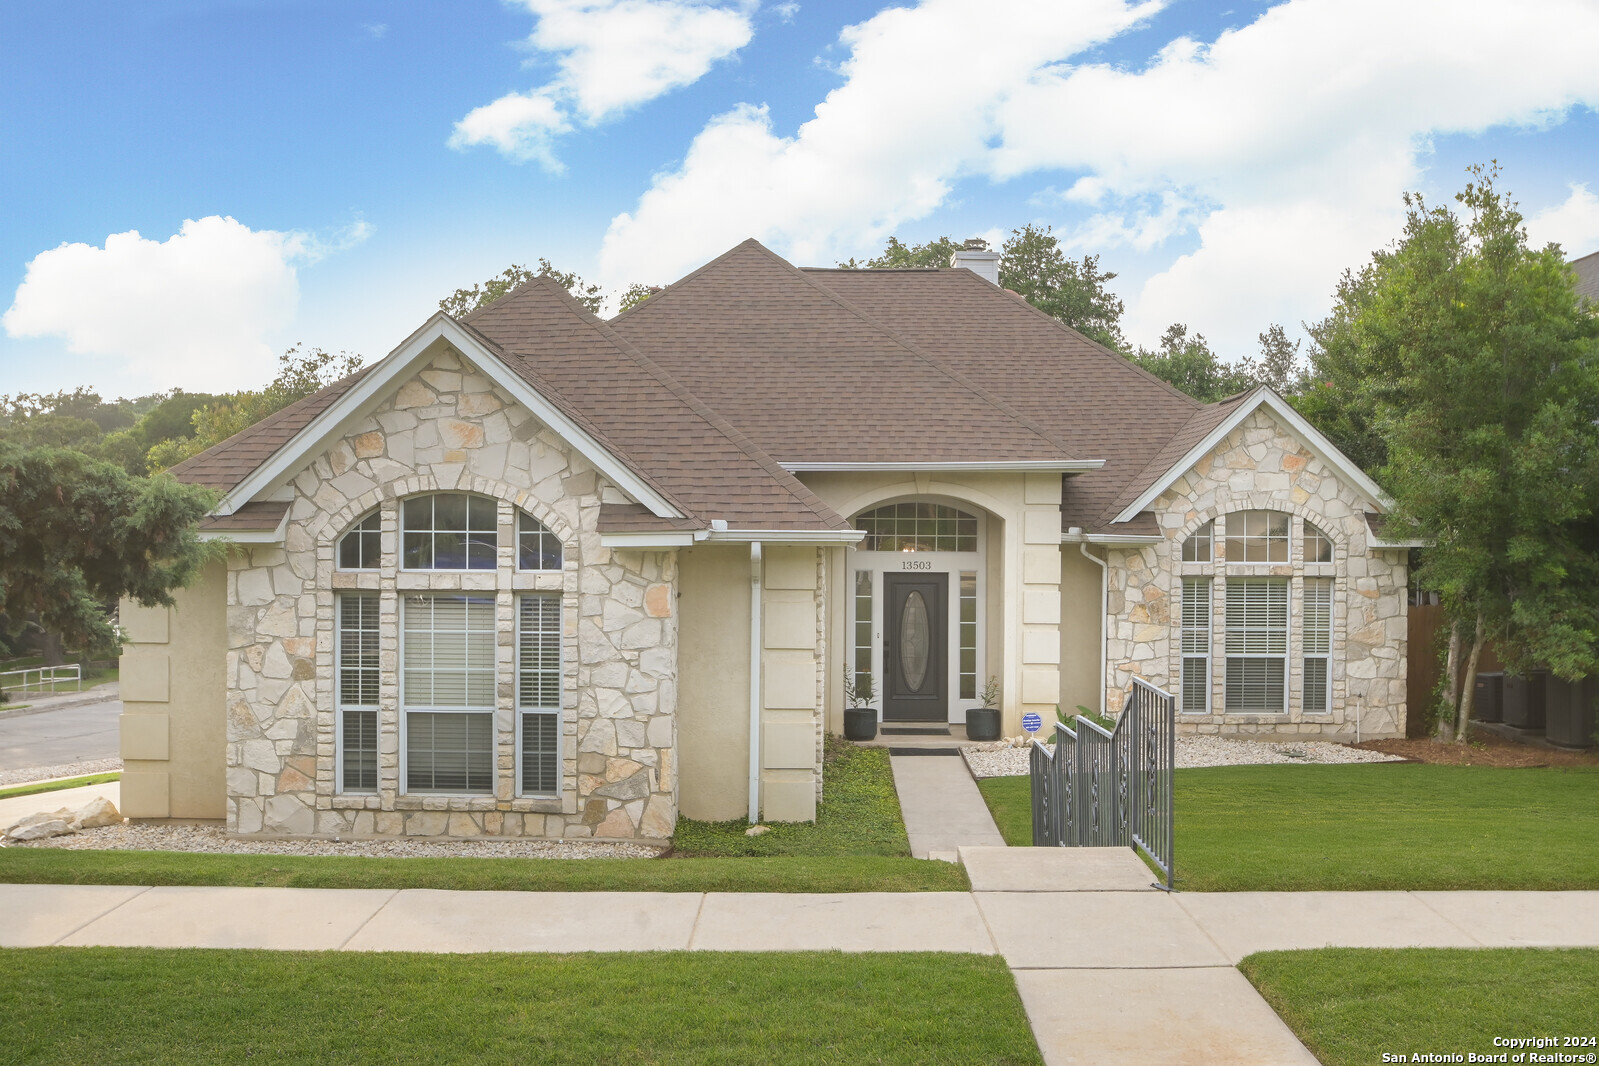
[1021, 711, 1042, 733]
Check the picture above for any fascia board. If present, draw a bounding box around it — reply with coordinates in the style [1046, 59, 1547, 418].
[598, 532, 699, 548]
[782, 460, 1103, 473]
[1112, 390, 1391, 524]
[1060, 532, 1165, 546]
[707, 529, 866, 545]
[216, 316, 684, 520]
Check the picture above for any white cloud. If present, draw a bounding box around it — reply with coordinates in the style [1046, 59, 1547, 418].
[1526, 183, 1599, 258]
[2, 216, 365, 393]
[600, 0, 1599, 355]
[450, 0, 754, 168]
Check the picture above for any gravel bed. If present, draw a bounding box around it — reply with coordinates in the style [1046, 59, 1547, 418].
[6, 823, 666, 860]
[962, 734, 1405, 779]
[0, 758, 122, 789]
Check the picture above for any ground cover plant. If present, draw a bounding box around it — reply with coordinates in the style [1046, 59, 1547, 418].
[0, 772, 120, 800]
[1241, 947, 1599, 1066]
[977, 763, 1599, 890]
[0, 948, 1042, 1065]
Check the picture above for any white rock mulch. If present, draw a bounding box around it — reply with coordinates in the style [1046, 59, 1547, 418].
[4, 822, 666, 860]
[962, 734, 1404, 779]
[0, 758, 122, 789]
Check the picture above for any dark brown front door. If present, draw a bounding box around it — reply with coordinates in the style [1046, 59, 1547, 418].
[883, 572, 948, 721]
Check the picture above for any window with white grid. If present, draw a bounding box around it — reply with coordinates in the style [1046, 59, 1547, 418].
[1302, 578, 1332, 713]
[1223, 510, 1290, 563]
[1180, 578, 1211, 713]
[518, 511, 563, 571]
[1182, 520, 1213, 563]
[338, 511, 380, 570]
[336, 592, 380, 791]
[1224, 578, 1288, 712]
[1303, 520, 1333, 564]
[402, 594, 496, 793]
[853, 570, 873, 699]
[518, 594, 562, 795]
[402, 494, 498, 570]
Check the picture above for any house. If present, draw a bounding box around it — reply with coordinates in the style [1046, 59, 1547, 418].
[114, 239, 1412, 841]
[1573, 249, 1599, 306]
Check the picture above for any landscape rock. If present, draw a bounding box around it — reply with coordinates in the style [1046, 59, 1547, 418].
[71, 797, 121, 830]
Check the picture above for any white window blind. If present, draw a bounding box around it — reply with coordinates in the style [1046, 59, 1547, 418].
[1180, 578, 1211, 713]
[1302, 578, 1332, 713]
[403, 594, 495, 793]
[1225, 578, 1288, 712]
[518, 594, 562, 795]
[337, 592, 380, 791]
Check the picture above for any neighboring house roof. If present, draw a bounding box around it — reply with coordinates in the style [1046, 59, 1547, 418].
[168, 239, 1384, 539]
[1573, 250, 1599, 305]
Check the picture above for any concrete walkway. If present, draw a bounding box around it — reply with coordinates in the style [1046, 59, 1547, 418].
[5, 849, 1599, 1064]
[889, 753, 1006, 859]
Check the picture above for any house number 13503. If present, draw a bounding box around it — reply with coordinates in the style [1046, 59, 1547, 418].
[901, 559, 933, 570]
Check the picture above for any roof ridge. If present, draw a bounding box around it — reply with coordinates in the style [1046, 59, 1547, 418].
[736, 241, 1084, 462]
[480, 277, 847, 531]
[934, 266, 1206, 410]
[605, 237, 764, 328]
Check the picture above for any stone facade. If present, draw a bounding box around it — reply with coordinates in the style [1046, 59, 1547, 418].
[224, 347, 680, 840]
[1102, 409, 1408, 737]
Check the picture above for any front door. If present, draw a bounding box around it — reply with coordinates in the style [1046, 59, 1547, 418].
[883, 572, 948, 721]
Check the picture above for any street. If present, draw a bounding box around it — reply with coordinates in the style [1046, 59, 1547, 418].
[0, 695, 122, 772]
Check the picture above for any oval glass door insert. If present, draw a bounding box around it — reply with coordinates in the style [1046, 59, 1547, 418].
[900, 591, 931, 691]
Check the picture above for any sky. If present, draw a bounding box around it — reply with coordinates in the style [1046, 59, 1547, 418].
[4, 0, 1599, 400]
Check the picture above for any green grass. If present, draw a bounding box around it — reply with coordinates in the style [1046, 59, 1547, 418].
[0, 772, 120, 800]
[0, 664, 117, 697]
[1242, 948, 1599, 1066]
[673, 736, 911, 857]
[0, 948, 1042, 1065]
[0, 848, 967, 892]
[977, 763, 1599, 890]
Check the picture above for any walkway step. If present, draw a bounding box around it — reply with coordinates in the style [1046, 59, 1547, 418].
[881, 726, 950, 736]
[889, 754, 1006, 858]
[960, 846, 1157, 892]
[887, 747, 961, 756]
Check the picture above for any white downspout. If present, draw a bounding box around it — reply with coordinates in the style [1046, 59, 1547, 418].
[748, 541, 763, 824]
[1078, 541, 1109, 718]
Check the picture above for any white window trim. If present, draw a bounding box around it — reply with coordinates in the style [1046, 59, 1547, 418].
[334, 591, 380, 794]
[1223, 576, 1291, 714]
[1180, 577, 1212, 715]
[1302, 576, 1334, 714]
[515, 592, 564, 798]
[399, 592, 499, 796]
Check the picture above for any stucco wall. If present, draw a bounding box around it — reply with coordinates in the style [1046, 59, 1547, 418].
[224, 342, 679, 840]
[1103, 409, 1408, 738]
[118, 559, 227, 819]
[676, 544, 751, 821]
[1057, 546, 1103, 718]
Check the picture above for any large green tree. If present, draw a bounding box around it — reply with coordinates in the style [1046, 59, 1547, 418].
[1325, 165, 1599, 741]
[1126, 324, 1257, 403]
[439, 259, 605, 317]
[0, 443, 217, 652]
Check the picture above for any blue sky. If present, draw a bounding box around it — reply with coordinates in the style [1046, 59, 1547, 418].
[4, 0, 1598, 399]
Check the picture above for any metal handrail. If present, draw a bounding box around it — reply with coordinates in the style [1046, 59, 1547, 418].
[1028, 677, 1175, 890]
[0, 664, 83, 696]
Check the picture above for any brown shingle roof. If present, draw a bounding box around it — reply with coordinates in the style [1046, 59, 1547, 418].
[607, 240, 1079, 465]
[196, 500, 290, 532]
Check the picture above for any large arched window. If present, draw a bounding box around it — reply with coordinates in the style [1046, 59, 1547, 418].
[338, 493, 563, 572]
[855, 502, 977, 552]
[1179, 510, 1336, 718]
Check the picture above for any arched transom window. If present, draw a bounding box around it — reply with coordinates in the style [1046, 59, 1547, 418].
[855, 502, 977, 552]
[336, 494, 563, 572]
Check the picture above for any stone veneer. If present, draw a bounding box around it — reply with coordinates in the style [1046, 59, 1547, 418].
[1102, 409, 1408, 737]
[225, 347, 680, 840]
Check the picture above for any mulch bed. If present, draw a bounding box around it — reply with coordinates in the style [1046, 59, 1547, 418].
[1353, 728, 1599, 768]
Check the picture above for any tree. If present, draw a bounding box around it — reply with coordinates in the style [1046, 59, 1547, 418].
[838, 235, 971, 270]
[617, 283, 659, 313]
[0, 443, 217, 652]
[999, 225, 1128, 351]
[1126, 324, 1257, 403]
[146, 345, 363, 471]
[1328, 165, 1599, 742]
[439, 259, 604, 317]
[1252, 324, 1304, 395]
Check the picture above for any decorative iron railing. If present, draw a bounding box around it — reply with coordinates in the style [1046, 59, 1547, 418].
[1029, 677, 1175, 890]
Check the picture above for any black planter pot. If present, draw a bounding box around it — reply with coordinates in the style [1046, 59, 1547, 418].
[966, 707, 1002, 742]
[843, 706, 879, 741]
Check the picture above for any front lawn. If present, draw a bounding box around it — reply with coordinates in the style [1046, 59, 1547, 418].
[0, 948, 1042, 1065]
[977, 763, 1599, 890]
[1241, 948, 1599, 1066]
[673, 736, 911, 857]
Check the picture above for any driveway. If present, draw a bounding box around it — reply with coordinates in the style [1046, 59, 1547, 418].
[0, 695, 122, 772]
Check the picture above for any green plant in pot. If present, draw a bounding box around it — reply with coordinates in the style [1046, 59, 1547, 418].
[966, 676, 1002, 741]
[842, 669, 878, 741]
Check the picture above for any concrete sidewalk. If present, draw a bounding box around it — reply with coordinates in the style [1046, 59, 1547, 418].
[5, 848, 1599, 1065]
[889, 753, 1006, 859]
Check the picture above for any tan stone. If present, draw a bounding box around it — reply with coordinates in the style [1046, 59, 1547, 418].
[604, 757, 643, 782]
[393, 381, 436, 409]
[594, 804, 635, 838]
[441, 420, 484, 449]
[352, 431, 385, 458]
[457, 391, 502, 416]
[277, 765, 314, 792]
[644, 583, 672, 618]
[447, 813, 482, 837]
[1282, 453, 1307, 473]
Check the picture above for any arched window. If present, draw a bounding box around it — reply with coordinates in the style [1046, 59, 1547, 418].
[518, 509, 562, 571]
[337, 511, 380, 570]
[402, 494, 497, 570]
[1303, 520, 1333, 563]
[855, 502, 977, 552]
[1181, 519, 1213, 562]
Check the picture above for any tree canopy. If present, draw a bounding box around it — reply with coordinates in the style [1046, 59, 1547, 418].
[0, 443, 218, 651]
[439, 260, 605, 317]
[1319, 164, 1599, 738]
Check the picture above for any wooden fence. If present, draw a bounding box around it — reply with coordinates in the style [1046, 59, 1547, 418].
[1405, 603, 1502, 737]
